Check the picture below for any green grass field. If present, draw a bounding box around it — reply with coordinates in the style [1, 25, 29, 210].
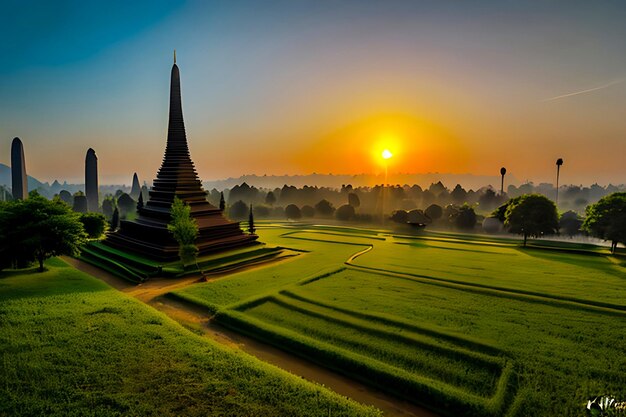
[0, 258, 379, 417]
[174, 222, 626, 417]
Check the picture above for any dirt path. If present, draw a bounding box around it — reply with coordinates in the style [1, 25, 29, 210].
[63, 256, 439, 417]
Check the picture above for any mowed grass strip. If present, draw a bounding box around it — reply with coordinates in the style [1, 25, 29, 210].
[295, 266, 626, 416]
[0, 259, 380, 417]
[172, 228, 371, 312]
[216, 307, 513, 417]
[231, 293, 508, 397]
[352, 235, 626, 308]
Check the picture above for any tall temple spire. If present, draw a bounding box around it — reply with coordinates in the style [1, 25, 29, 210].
[174, 49, 176, 64]
[103, 55, 258, 262]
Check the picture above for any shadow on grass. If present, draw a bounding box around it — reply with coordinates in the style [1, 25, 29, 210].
[516, 247, 626, 280]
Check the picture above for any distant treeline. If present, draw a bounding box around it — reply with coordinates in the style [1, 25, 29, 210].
[208, 181, 624, 217]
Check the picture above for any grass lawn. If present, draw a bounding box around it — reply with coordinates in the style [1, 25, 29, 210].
[174, 222, 626, 417]
[0, 257, 380, 417]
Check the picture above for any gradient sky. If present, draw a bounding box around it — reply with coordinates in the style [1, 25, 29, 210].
[1, 0, 625, 186]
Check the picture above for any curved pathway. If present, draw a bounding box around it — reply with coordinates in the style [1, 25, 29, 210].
[62, 256, 438, 417]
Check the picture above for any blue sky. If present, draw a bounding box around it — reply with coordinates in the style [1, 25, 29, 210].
[1, 1, 625, 185]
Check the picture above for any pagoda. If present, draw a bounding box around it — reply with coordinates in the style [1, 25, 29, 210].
[104, 54, 258, 261]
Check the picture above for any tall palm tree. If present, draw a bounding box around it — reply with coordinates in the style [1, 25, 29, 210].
[500, 167, 507, 195]
[555, 158, 564, 205]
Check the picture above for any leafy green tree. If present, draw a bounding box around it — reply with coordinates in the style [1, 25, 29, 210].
[79, 212, 108, 239]
[265, 191, 276, 206]
[453, 204, 477, 230]
[336, 204, 356, 221]
[0, 192, 87, 272]
[73, 193, 88, 213]
[219, 192, 226, 211]
[425, 204, 443, 221]
[137, 193, 144, 210]
[314, 199, 335, 217]
[348, 192, 360, 208]
[504, 194, 559, 246]
[301, 205, 315, 218]
[390, 210, 409, 224]
[117, 193, 135, 218]
[111, 207, 120, 231]
[102, 197, 115, 220]
[248, 204, 256, 234]
[229, 200, 248, 220]
[167, 197, 199, 269]
[582, 192, 626, 254]
[559, 211, 582, 237]
[285, 204, 301, 220]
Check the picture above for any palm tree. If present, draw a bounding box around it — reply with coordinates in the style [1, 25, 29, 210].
[500, 167, 507, 195]
[555, 158, 564, 205]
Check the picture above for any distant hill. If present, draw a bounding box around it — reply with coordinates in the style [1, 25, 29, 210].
[0, 163, 45, 192]
[203, 172, 519, 191]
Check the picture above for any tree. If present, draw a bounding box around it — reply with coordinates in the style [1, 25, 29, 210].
[167, 197, 199, 269]
[390, 210, 409, 224]
[582, 192, 626, 254]
[137, 192, 144, 210]
[500, 167, 507, 195]
[301, 205, 315, 218]
[504, 194, 559, 246]
[285, 204, 302, 220]
[336, 204, 356, 221]
[80, 212, 108, 239]
[229, 200, 248, 220]
[0, 192, 87, 272]
[425, 204, 443, 221]
[102, 198, 115, 220]
[59, 190, 73, 206]
[453, 204, 477, 230]
[111, 207, 120, 231]
[117, 193, 135, 218]
[265, 191, 276, 206]
[253, 205, 271, 218]
[314, 199, 335, 217]
[248, 204, 256, 234]
[73, 194, 88, 213]
[348, 192, 360, 208]
[219, 192, 226, 211]
[450, 184, 467, 204]
[559, 211, 582, 237]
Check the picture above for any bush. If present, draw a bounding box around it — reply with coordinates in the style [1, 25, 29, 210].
[80, 212, 108, 239]
[336, 204, 356, 221]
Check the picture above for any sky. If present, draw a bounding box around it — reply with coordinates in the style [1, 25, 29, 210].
[1, 0, 625, 186]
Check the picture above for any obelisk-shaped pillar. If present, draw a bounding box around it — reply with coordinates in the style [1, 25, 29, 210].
[11, 137, 28, 200]
[85, 148, 99, 212]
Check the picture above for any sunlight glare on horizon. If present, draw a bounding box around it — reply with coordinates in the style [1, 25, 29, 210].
[382, 149, 393, 160]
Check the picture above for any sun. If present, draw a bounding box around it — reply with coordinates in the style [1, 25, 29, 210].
[382, 149, 393, 159]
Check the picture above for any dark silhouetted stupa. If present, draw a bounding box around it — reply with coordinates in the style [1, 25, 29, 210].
[104, 55, 258, 261]
[85, 148, 99, 212]
[11, 137, 27, 200]
[130, 173, 141, 200]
